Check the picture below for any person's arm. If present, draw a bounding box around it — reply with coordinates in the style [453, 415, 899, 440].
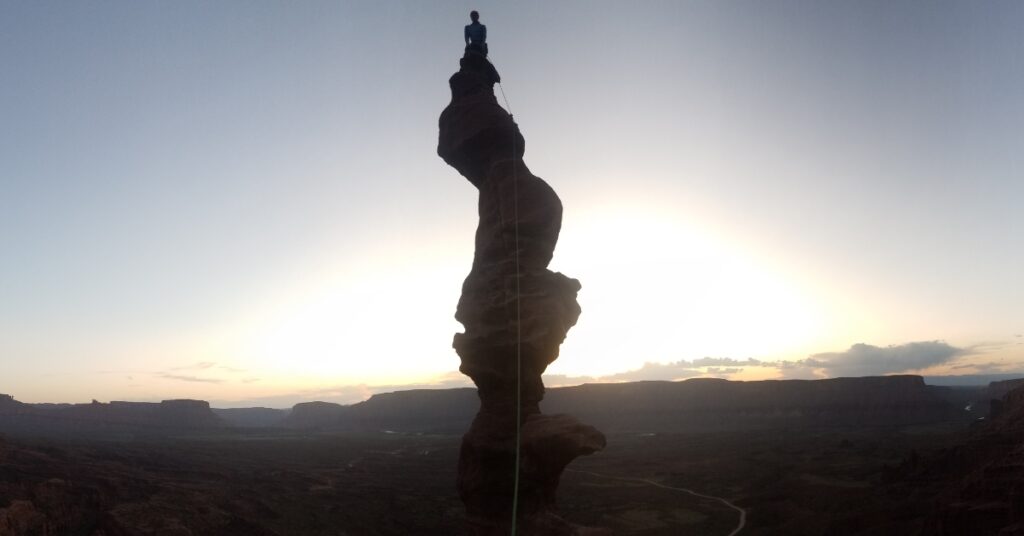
[465, 25, 470, 44]
[482, 24, 487, 42]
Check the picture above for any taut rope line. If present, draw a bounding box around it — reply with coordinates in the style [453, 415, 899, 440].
[496, 75, 523, 536]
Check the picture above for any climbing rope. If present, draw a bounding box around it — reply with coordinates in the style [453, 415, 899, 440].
[496, 71, 523, 536]
[498, 80, 513, 119]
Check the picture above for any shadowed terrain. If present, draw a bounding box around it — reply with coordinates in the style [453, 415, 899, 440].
[2, 376, 1022, 535]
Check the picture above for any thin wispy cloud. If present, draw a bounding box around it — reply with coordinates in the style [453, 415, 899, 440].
[159, 373, 224, 384]
[603, 362, 704, 382]
[155, 361, 247, 383]
[170, 361, 217, 371]
[951, 361, 1014, 374]
[707, 367, 742, 374]
[690, 357, 763, 367]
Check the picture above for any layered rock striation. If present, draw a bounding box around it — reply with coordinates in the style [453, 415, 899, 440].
[438, 51, 606, 534]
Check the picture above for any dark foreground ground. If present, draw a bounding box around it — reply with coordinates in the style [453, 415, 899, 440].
[0, 421, 974, 536]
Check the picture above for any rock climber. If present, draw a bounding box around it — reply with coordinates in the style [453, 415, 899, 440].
[464, 10, 487, 56]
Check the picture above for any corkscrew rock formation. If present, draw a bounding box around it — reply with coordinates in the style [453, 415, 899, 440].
[438, 51, 607, 535]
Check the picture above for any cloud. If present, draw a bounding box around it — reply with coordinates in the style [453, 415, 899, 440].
[168, 362, 248, 373]
[544, 359, 755, 386]
[602, 361, 704, 382]
[706, 367, 742, 375]
[963, 341, 1016, 354]
[156, 361, 247, 383]
[548, 341, 972, 384]
[159, 373, 224, 384]
[690, 357, 762, 367]
[951, 361, 1013, 374]
[171, 361, 217, 371]
[800, 341, 966, 377]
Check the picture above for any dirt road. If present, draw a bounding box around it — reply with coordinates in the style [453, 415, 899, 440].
[566, 468, 746, 536]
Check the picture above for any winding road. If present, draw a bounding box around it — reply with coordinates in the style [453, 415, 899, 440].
[566, 469, 747, 536]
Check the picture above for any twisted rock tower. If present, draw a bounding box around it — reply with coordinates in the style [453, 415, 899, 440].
[438, 51, 608, 535]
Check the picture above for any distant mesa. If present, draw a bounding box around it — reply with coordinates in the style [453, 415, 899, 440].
[0, 394, 223, 436]
[545, 375, 962, 431]
[212, 406, 291, 428]
[0, 393, 29, 412]
[985, 377, 1024, 402]
[272, 376, 966, 434]
[58, 399, 223, 428]
[280, 389, 479, 432]
[281, 401, 347, 429]
[0, 375, 987, 439]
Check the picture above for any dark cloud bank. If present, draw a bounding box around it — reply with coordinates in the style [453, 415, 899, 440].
[803, 341, 966, 377]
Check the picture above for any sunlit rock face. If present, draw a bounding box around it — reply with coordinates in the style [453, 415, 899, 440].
[439, 50, 607, 535]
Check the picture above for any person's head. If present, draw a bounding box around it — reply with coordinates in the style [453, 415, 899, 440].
[470, 11, 479, 22]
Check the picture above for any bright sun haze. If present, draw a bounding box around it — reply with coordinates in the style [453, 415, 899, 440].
[1, 1, 1021, 407]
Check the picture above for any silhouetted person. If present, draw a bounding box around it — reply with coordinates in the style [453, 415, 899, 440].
[464, 10, 487, 56]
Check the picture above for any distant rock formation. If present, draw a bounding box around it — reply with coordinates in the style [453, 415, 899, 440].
[277, 376, 960, 435]
[344, 388, 479, 433]
[0, 394, 31, 415]
[0, 395, 223, 436]
[57, 399, 223, 428]
[438, 50, 606, 534]
[545, 375, 962, 431]
[987, 378, 1024, 406]
[281, 401, 346, 428]
[213, 407, 291, 428]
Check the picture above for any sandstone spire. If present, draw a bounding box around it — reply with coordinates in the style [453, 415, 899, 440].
[438, 50, 607, 535]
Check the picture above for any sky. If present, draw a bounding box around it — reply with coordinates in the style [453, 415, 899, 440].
[1, 1, 1021, 407]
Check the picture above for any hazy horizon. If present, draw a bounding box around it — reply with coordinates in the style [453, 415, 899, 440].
[3, 1, 1022, 405]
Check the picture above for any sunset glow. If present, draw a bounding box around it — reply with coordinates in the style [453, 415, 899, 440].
[2, 2, 1021, 407]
